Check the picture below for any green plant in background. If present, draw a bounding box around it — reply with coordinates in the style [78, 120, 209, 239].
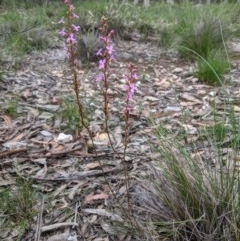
[158, 26, 174, 49]
[0, 177, 38, 238]
[175, 1, 227, 58]
[194, 50, 229, 85]
[177, 17, 226, 59]
[0, 2, 57, 60]
[77, 30, 104, 64]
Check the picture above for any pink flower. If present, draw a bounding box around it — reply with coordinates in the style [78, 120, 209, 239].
[133, 72, 138, 80]
[72, 24, 80, 32]
[59, 28, 66, 36]
[98, 59, 106, 69]
[64, 0, 69, 4]
[108, 30, 114, 36]
[58, 17, 65, 24]
[126, 83, 137, 101]
[72, 12, 79, 18]
[69, 4, 74, 11]
[100, 36, 107, 43]
[106, 45, 113, 56]
[96, 73, 103, 82]
[96, 48, 102, 56]
[67, 33, 76, 43]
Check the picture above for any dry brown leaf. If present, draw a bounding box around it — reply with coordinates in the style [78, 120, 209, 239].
[0, 115, 12, 128]
[0, 174, 16, 186]
[68, 181, 85, 200]
[47, 233, 69, 241]
[153, 77, 171, 89]
[22, 89, 30, 99]
[93, 237, 109, 241]
[84, 193, 109, 204]
[180, 93, 202, 104]
[82, 208, 123, 221]
[83, 162, 101, 170]
[34, 165, 47, 178]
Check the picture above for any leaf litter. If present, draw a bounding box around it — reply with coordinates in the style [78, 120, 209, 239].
[0, 39, 240, 240]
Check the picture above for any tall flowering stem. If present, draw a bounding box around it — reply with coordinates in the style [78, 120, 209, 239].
[96, 19, 138, 224]
[96, 16, 115, 148]
[123, 63, 138, 215]
[59, 0, 89, 136]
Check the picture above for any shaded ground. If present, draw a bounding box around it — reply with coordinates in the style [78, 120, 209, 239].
[1, 40, 240, 240]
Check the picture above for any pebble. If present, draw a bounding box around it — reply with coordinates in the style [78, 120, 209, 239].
[172, 67, 183, 74]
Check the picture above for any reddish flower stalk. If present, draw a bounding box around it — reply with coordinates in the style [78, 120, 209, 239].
[59, 0, 89, 137]
[96, 16, 115, 149]
[96, 18, 139, 222]
[123, 63, 138, 215]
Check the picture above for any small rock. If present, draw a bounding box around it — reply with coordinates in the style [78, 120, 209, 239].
[3, 141, 27, 149]
[164, 106, 181, 112]
[172, 67, 183, 74]
[57, 133, 73, 143]
[40, 130, 52, 137]
[38, 112, 54, 120]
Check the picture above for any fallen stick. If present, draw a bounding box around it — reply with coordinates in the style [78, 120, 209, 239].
[41, 222, 78, 233]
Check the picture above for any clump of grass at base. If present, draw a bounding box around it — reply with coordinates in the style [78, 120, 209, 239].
[127, 121, 240, 241]
[0, 177, 38, 239]
[60, 96, 81, 132]
[194, 51, 230, 86]
[5, 101, 18, 118]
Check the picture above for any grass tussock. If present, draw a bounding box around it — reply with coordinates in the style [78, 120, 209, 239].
[0, 177, 38, 239]
[127, 121, 240, 241]
[193, 50, 230, 86]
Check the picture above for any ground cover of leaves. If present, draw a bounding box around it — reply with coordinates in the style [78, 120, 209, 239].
[1, 39, 240, 241]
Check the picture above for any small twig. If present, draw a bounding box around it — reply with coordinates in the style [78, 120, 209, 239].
[32, 167, 123, 182]
[34, 194, 44, 241]
[73, 201, 79, 224]
[0, 148, 27, 158]
[41, 222, 78, 233]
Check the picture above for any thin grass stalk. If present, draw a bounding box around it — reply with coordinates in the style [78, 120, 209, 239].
[180, 46, 223, 85]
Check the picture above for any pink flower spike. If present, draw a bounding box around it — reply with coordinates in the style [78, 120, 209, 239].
[67, 33, 76, 43]
[59, 28, 66, 37]
[58, 17, 65, 24]
[98, 59, 106, 69]
[72, 12, 79, 19]
[64, 0, 69, 4]
[72, 24, 80, 32]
